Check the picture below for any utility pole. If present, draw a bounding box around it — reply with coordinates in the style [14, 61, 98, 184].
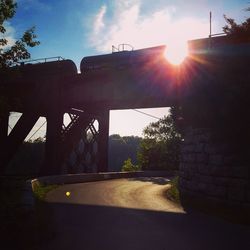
[209, 11, 212, 38]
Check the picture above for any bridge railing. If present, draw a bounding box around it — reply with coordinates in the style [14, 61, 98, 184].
[13, 56, 65, 66]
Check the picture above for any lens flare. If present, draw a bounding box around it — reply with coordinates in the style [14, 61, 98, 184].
[164, 41, 188, 65]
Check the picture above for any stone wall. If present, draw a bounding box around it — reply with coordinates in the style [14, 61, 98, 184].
[179, 128, 250, 223]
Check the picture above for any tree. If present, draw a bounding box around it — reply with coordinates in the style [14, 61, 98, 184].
[5, 137, 45, 175]
[142, 114, 181, 142]
[223, 15, 250, 39]
[138, 113, 181, 171]
[0, 1, 40, 116]
[121, 158, 140, 172]
[109, 134, 142, 171]
[222, 7, 250, 40]
[0, 0, 40, 69]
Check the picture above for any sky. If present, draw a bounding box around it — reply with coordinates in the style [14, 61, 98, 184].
[5, 0, 250, 138]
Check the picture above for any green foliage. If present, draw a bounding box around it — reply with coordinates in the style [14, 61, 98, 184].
[138, 114, 181, 171]
[121, 158, 141, 172]
[222, 7, 250, 39]
[33, 183, 59, 200]
[143, 114, 181, 142]
[0, 1, 17, 30]
[223, 15, 250, 39]
[0, 0, 40, 69]
[0, 1, 40, 119]
[166, 176, 180, 203]
[109, 134, 142, 171]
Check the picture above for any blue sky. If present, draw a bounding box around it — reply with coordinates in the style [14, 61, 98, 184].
[6, 0, 250, 138]
[11, 0, 249, 66]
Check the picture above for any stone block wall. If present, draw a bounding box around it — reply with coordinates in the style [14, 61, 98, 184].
[179, 128, 250, 222]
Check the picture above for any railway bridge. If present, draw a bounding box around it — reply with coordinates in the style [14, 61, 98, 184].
[0, 36, 249, 178]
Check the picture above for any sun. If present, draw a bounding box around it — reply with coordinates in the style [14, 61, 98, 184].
[164, 41, 188, 65]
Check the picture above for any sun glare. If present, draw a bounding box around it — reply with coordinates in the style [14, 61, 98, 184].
[164, 41, 188, 65]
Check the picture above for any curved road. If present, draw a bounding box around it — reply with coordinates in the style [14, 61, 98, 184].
[41, 177, 249, 250]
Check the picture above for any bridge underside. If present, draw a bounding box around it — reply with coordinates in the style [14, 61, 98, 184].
[0, 46, 180, 175]
[0, 107, 110, 175]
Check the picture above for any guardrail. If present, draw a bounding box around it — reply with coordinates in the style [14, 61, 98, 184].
[30, 170, 176, 189]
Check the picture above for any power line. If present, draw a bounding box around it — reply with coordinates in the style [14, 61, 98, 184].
[132, 109, 161, 120]
[27, 120, 47, 141]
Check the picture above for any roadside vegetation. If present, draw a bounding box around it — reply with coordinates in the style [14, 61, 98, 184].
[33, 183, 59, 200]
[121, 157, 141, 172]
[109, 134, 142, 171]
[165, 176, 180, 204]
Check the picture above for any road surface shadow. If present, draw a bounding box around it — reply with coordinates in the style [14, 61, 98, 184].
[35, 201, 249, 250]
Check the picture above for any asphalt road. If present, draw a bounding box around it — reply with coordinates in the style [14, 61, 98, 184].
[40, 177, 250, 250]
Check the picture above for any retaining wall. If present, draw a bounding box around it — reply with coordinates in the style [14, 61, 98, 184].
[179, 128, 250, 223]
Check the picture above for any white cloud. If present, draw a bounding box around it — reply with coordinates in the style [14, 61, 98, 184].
[89, 2, 209, 53]
[0, 22, 16, 49]
[93, 5, 107, 34]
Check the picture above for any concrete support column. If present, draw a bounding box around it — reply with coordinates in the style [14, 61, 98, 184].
[40, 78, 64, 176]
[0, 112, 9, 174]
[41, 111, 64, 176]
[0, 112, 39, 174]
[0, 112, 9, 145]
[97, 109, 109, 172]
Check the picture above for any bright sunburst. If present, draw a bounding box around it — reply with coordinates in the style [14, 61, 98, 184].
[164, 41, 188, 65]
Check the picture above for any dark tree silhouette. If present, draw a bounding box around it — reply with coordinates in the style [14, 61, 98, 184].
[222, 6, 250, 39]
[138, 113, 181, 171]
[0, 1, 40, 116]
[223, 15, 250, 39]
[0, 0, 40, 69]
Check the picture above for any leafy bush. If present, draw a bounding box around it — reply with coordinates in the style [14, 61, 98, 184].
[121, 158, 141, 172]
[166, 176, 180, 203]
[33, 183, 59, 200]
[109, 134, 142, 171]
